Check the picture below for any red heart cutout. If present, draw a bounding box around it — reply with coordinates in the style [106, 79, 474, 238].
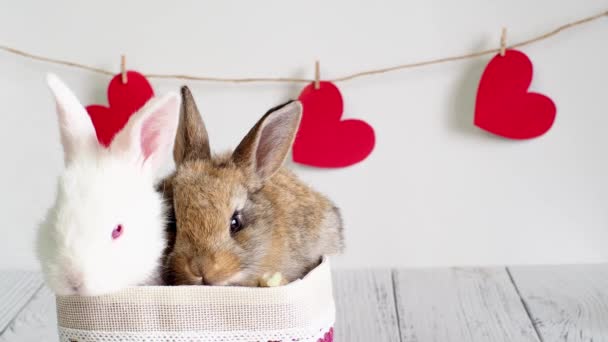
[293, 81, 375, 168]
[86, 71, 154, 146]
[474, 50, 556, 139]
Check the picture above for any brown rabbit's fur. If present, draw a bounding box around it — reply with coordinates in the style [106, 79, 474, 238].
[161, 87, 344, 286]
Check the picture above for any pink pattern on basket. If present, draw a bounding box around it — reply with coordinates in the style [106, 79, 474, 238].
[316, 327, 334, 342]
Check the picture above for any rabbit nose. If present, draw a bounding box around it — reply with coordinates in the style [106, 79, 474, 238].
[71, 284, 83, 294]
[192, 256, 223, 285]
[188, 260, 206, 283]
[66, 271, 83, 293]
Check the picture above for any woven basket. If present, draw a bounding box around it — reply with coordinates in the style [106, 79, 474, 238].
[55, 257, 335, 342]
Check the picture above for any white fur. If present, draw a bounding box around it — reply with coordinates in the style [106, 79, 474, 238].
[36, 74, 180, 296]
[46, 74, 99, 165]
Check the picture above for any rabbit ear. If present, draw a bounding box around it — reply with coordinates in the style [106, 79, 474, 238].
[110, 92, 180, 174]
[46, 74, 98, 165]
[173, 86, 211, 165]
[233, 100, 302, 183]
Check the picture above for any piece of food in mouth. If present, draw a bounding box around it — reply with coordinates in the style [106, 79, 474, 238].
[258, 272, 285, 287]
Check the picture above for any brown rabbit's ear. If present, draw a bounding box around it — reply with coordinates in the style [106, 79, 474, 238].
[232, 100, 302, 183]
[174, 86, 211, 165]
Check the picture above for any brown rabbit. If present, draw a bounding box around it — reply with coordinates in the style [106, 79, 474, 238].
[160, 87, 344, 286]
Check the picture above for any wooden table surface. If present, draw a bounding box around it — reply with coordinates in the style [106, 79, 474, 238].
[1, 265, 607, 341]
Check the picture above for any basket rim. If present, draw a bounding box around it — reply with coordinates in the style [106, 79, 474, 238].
[55, 257, 336, 333]
[55, 256, 331, 300]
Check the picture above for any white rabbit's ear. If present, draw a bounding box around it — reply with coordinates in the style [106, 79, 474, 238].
[47, 74, 98, 165]
[110, 92, 180, 174]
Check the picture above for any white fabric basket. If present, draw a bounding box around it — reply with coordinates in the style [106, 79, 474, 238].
[55, 258, 335, 342]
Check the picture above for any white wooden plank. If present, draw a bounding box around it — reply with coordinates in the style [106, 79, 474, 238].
[509, 265, 608, 342]
[333, 269, 401, 342]
[0, 271, 42, 334]
[394, 267, 539, 342]
[0, 286, 58, 342]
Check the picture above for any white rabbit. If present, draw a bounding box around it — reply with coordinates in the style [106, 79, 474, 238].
[36, 74, 180, 296]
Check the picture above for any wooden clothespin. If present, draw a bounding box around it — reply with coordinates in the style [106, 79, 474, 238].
[121, 54, 128, 84]
[500, 28, 507, 57]
[314, 60, 320, 90]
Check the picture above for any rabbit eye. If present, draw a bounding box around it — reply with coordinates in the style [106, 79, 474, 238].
[112, 224, 124, 240]
[230, 211, 243, 235]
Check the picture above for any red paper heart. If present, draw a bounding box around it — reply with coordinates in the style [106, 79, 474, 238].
[474, 50, 556, 139]
[86, 71, 154, 146]
[293, 81, 375, 168]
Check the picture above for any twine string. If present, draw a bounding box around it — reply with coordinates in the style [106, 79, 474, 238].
[0, 9, 606, 84]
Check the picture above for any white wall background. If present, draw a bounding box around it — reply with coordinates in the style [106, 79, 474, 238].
[1, 0, 607, 270]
